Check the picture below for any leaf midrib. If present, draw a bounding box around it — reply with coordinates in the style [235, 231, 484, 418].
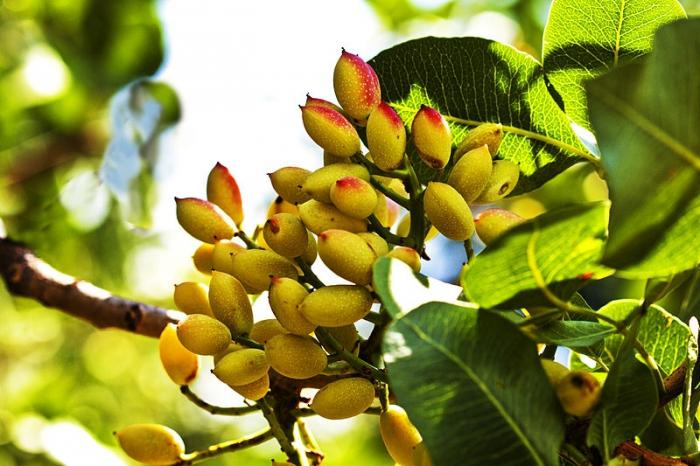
[399, 318, 547, 465]
[390, 102, 598, 163]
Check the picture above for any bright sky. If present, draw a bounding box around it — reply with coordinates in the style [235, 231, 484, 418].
[123, 1, 521, 299]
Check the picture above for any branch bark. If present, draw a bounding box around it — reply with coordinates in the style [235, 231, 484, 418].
[0, 237, 180, 338]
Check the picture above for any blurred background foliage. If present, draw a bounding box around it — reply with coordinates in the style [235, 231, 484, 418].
[1, 1, 699, 465]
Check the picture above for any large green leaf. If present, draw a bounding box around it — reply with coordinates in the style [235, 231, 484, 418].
[596, 300, 691, 376]
[543, 0, 685, 129]
[372, 257, 466, 319]
[369, 37, 592, 194]
[585, 19, 700, 270]
[462, 202, 612, 309]
[587, 331, 658, 460]
[384, 304, 565, 466]
[614, 195, 700, 279]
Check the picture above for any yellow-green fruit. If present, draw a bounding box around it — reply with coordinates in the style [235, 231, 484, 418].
[321, 324, 359, 353]
[173, 282, 213, 317]
[268, 167, 312, 205]
[207, 162, 244, 226]
[159, 324, 198, 385]
[263, 213, 309, 257]
[447, 145, 493, 203]
[231, 373, 269, 401]
[411, 105, 452, 169]
[301, 105, 361, 158]
[323, 150, 347, 166]
[300, 285, 373, 327]
[249, 319, 289, 344]
[213, 342, 246, 365]
[607, 455, 640, 466]
[555, 371, 601, 417]
[298, 200, 368, 234]
[213, 348, 270, 386]
[412, 442, 435, 466]
[301, 163, 370, 204]
[176, 314, 231, 356]
[265, 334, 327, 379]
[474, 160, 520, 204]
[387, 247, 421, 273]
[305, 94, 345, 114]
[396, 214, 439, 242]
[455, 123, 504, 160]
[267, 196, 299, 218]
[230, 249, 298, 294]
[373, 191, 390, 227]
[357, 232, 389, 257]
[540, 359, 570, 386]
[366, 101, 406, 170]
[268, 277, 316, 335]
[211, 240, 245, 275]
[333, 49, 381, 122]
[301, 231, 318, 265]
[423, 182, 474, 241]
[175, 197, 235, 243]
[318, 229, 377, 285]
[115, 424, 184, 466]
[329, 176, 378, 219]
[379, 405, 423, 466]
[474, 208, 524, 246]
[208, 271, 254, 335]
[311, 377, 375, 419]
[192, 243, 214, 275]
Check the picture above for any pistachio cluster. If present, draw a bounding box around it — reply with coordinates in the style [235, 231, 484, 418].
[116, 48, 535, 466]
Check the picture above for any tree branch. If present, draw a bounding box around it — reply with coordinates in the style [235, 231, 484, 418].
[0, 237, 180, 338]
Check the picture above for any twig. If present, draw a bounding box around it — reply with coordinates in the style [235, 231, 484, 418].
[315, 328, 387, 383]
[179, 385, 260, 416]
[0, 237, 178, 338]
[175, 428, 274, 465]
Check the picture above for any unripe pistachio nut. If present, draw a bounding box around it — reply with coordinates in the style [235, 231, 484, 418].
[268, 167, 312, 205]
[447, 145, 492, 203]
[423, 182, 475, 241]
[301, 105, 360, 158]
[311, 377, 375, 419]
[474, 208, 524, 246]
[455, 123, 504, 160]
[213, 348, 270, 386]
[208, 271, 254, 335]
[230, 249, 298, 294]
[207, 162, 243, 226]
[265, 334, 327, 379]
[333, 49, 381, 122]
[301, 163, 370, 204]
[175, 197, 235, 244]
[263, 213, 309, 257]
[176, 314, 231, 356]
[115, 424, 185, 465]
[474, 160, 520, 204]
[367, 101, 406, 170]
[411, 105, 452, 169]
[330, 176, 378, 219]
[298, 200, 368, 234]
[159, 324, 198, 385]
[173, 282, 213, 317]
[379, 405, 423, 466]
[300, 285, 373, 327]
[268, 277, 316, 335]
[318, 229, 377, 285]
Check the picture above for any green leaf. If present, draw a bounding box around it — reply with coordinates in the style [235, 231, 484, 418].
[543, 0, 685, 129]
[384, 304, 565, 466]
[462, 202, 612, 309]
[531, 321, 616, 347]
[585, 19, 700, 270]
[613, 195, 700, 279]
[596, 300, 691, 376]
[587, 335, 658, 460]
[369, 37, 593, 194]
[372, 256, 466, 319]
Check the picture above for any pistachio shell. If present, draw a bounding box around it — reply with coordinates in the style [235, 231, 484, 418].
[116, 424, 185, 465]
[176, 314, 231, 356]
[300, 285, 373, 327]
[265, 334, 327, 379]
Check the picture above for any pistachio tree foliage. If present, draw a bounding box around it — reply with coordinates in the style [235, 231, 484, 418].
[4, 0, 700, 465]
[126, 0, 700, 464]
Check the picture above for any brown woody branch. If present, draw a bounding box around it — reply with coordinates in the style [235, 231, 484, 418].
[0, 237, 180, 338]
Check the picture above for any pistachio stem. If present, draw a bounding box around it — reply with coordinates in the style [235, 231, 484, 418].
[295, 258, 325, 289]
[180, 385, 260, 415]
[315, 328, 387, 383]
[175, 428, 274, 465]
